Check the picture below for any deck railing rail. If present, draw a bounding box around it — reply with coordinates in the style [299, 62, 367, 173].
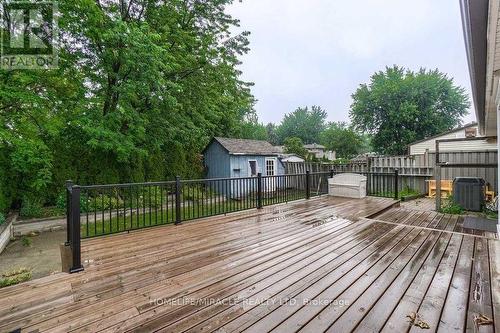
[65, 170, 401, 273]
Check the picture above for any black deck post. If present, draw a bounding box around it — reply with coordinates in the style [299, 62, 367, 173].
[65, 180, 73, 246]
[394, 169, 399, 200]
[175, 176, 182, 225]
[257, 173, 263, 209]
[306, 170, 311, 199]
[69, 185, 83, 273]
[435, 140, 442, 211]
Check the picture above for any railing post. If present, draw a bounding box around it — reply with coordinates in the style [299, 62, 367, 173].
[435, 140, 442, 211]
[175, 176, 182, 225]
[394, 169, 399, 200]
[306, 170, 311, 199]
[65, 180, 73, 246]
[257, 173, 263, 209]
[69, 185, 83, 273]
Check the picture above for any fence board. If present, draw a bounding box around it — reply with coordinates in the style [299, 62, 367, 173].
[284, 150, 498, 194]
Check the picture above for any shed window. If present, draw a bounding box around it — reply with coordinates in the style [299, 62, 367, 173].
[248, 160, 258, 176]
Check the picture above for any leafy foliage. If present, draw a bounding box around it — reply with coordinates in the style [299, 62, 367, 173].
[265, 123, 280, 145]
[235, 115, 269, 141]
[276, 106, 327, 144]
[283, 137, 308, 158]
[440, 196, 465, 215]
[320, 122, 364, 159]
[19, 198, 44, 219]
[350, 66, 469, 155]
[0, 0, 254, 210]
[21, 236, 32, 247]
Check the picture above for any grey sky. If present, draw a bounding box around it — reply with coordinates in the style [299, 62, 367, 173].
[228, 0, 476, 126]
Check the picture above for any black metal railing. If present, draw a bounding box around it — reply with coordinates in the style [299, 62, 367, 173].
[65, 169, 404, 273]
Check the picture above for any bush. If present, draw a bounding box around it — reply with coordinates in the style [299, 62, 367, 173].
[21, 236, 32, 247]
[56, 191, 91, 213]
[81, 194, 123, 212]
[19, 197, 44, 218]
[399, 186, 421, 200]
[440, 196, 464, 215]
[182, 185, 215, 202]
[0, 213, 5, 226]
[56, 191, 66, 210]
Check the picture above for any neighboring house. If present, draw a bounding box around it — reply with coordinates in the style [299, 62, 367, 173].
[271, 146, 305, 162]
[303, 143, 336, 160]
[279, 154, 305, 163]
[408, 122, 497, 155]
[202, 137, 286, 197]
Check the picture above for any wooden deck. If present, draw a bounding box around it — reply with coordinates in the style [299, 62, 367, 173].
[401, 197, 437, 212]
[377, 205, 499, 240]
[0, 196, 499, 333]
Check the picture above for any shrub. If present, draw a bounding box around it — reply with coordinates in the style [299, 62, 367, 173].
[182, 185, 215, 202]
[21, 236, 32, 247]
[440, 196, 464, 215]
[56, 191, 66, 210]
[19, 197, 44, 218]
[83, 194, 122, 211]
[399, 186, 421, 200]
[0, 213, 5, 226]
[136, 186, 163, 208]
[56, 191, 90, 212]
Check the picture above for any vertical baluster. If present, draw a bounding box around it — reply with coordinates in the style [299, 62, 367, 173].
[129, 186, 133, 229]
[154, 185, 158, 225]
[94, 190, 97, 236]
[136, 186, 139, 228]
[85, 190, 89, 237]
[160, 185, 163, 224]
[100, 192, 104, 235]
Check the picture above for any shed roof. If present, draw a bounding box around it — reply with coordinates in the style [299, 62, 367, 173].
[209, 137, 281, 155]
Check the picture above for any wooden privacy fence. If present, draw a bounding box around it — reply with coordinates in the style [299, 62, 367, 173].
[284, 150, 498, 194]
[284, 162, 367, 174]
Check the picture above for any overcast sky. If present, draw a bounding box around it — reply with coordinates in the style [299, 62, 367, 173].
[227, 0, 476, 126]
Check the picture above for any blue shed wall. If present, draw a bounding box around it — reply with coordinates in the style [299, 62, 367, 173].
[229, 155, 285, 177]
[203, 141, 286, 198]
[203, 141, 230, 179]
[229, 155, 285, 196]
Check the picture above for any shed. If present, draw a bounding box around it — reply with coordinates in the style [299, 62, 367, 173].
[202, 137, 286, 197]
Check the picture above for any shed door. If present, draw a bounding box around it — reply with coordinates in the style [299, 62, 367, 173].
[265, 158, 276, 191]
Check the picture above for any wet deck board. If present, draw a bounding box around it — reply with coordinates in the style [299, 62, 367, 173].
[0, 196, 498, 333]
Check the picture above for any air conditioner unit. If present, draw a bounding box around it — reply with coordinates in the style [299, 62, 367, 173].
[453, 177, 485, 211]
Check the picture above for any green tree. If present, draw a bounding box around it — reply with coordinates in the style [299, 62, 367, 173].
[283, 137, 308, 158]
[320, 122, 363, 159]
[237, 114, 268, 141]
[266, 123, 280, 145]
[0, 0, 254, 210]
[276, 106, 327, 144]
[350, 66, 469, 155]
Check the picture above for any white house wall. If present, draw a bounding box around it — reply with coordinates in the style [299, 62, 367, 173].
[409, 128, 497, 155]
